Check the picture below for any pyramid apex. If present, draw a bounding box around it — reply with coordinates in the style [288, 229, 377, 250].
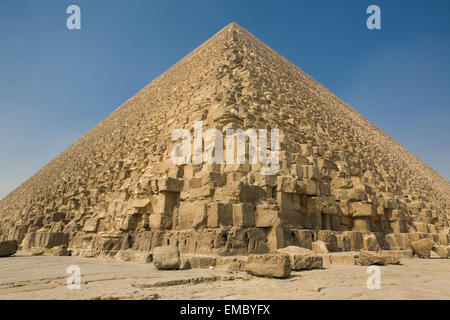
[221, 22, 246, 32]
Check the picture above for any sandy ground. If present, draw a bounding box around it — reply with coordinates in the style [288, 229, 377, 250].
[0, 252, 449, 300]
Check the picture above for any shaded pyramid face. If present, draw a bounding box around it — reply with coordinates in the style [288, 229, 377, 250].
[0, 23, 449, 255]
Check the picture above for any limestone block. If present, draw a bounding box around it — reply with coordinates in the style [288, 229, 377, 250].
[301, 165, 320, 180]
[180, 254, 217, 269]
[192, 207, 208, 229]
[152, 246, 181, 270]
[330, 215, 342, 231]
[207, 202, 232, 228]
[232, 203, 255, 227]
[363, 234, 381, 251]
[330, 252, 358, 265]
[83, 218, 100, 233]
[245, 254, 291, 278]
[311, 241, 329, 253]
[114, 250, 152, 263]
[411, 238, 435, 258]
[351, 201, 375, 218]
[215, 256, 247, 271]
[120, 215, 140, 231]
[189, 186, 214, 199]
[390, 220, 407, 233]
[342, 231, 364, 251]
[35, 232, 68, 249]
[306, 197, 320, 214]
[317, 230, 338, 252]
[356, 250, 385, 266]
[267, 226, 285, 251]
[353, 218, 370, 232]
[178, 201, 207, 229]
[158, 177, 182, 192]
[49, 245, 69, 256]
[0, 240, 18, 257]
[276, 176, 305, 194]
[380, 251, 401, 264]
[21, 232, 36, 249]
[305, 180, 320, 196]
[336, 234, 350, 251]
[51, 212, 66, 222]
[331, 177, 353, 190]
[433, 245, 449, 258]
[131, 198, 151, 209]
[149, 213, 172, 230]
[255, 205, 280, 227]
[285, 229, 313, 250]
[275, 246, 323, 270]
[154, 192, 179, 215]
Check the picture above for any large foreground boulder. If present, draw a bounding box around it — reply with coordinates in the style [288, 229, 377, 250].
[356, 250, 385, 266]
[245, 254, 291, 278]
[152, 246, 181, 270]
[276, 246, 323, 270]
[0, 240, 18, 257]
[380, 251, 401, 264]
[411, 239, 435, 258]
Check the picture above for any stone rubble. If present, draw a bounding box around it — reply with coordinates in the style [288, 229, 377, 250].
[152, 246, 181, 270]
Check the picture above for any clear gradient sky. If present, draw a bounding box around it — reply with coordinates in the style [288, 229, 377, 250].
[0, 0, 449, 199]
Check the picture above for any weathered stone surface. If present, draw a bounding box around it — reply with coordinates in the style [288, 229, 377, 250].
[276, 246, 323, 270]
[152, 246, 181, 270]
[49, 245, 69, 256]
[180, 254, 217, 269]
[0, 23, 448, 261]
[232, 203, 255, 227]
[115, 250, 152, 263]
[381, 251, 401, 264]
[245, 254, 291, 278]
[411, 239, 435, 258]
[329, 252, 358, 265]
[311, 241, 329, 253]
[433, 245, 449, 259]
[363, 234, 381, 251]
[215, 256, 248, 272]
[356, 250, 385, 266]
[0, 240, 18, 257]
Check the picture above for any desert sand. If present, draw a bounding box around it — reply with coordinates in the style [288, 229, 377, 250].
[0, 253, 449, 300]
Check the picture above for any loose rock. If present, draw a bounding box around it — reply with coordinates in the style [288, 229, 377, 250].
[356, 250, 385, 266]
[276, 246, 323, 270]
[152, 246, 181, 270]
[245, 254, 291, 278]
[411, 239, 435, 258]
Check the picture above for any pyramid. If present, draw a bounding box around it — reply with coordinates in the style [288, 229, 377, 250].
[1, 23, 449, 257]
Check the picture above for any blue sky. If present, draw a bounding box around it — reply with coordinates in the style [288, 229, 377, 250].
[0, 0, 449, 199]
